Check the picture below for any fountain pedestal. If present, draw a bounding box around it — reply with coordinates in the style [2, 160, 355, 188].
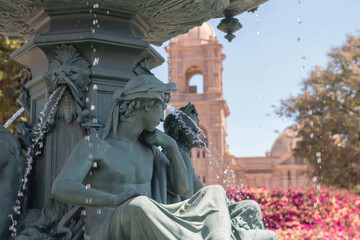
[0, 0, 271, 238]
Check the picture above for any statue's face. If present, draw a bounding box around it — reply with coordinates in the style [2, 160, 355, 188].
[143, 102, 165, 132]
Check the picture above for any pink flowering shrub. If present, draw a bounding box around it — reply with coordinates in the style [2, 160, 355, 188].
[227, 186, 360, 239]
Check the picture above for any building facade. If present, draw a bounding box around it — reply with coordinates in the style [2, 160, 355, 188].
[166, 23, 310, 189]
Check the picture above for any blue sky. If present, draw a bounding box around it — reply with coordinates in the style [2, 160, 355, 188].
[153, 0, 360, 157]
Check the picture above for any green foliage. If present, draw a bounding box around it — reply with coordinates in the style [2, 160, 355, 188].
[0, 35, 28, 133]
[277, 34, 360, 190]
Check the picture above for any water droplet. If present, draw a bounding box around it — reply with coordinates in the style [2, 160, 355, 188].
[93, 162, 98, 168]
[93, 84, 98, 90]
[91, 105, 95, 111]
[93, 57, 99, 66]
[297, 16, 302, 24]
[316, 152, 321, 157]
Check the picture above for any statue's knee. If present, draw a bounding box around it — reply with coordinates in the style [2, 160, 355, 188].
[127, 196, 150, 214]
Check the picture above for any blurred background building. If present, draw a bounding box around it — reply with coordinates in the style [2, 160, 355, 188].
[166, 22, 310, 189]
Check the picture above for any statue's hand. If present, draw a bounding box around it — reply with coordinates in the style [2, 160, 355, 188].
[113, 189, 143, 206]
[142, 129, 176, 149]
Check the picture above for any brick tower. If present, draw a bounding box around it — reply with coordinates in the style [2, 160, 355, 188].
[165, 22, 231, 185]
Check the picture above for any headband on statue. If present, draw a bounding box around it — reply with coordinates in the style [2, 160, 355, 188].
[102, 74, 177, 140]
[113, 74, 177, 104]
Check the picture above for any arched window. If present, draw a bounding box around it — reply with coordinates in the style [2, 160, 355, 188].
[188, 74, 204, 94]
[185, 65, 204, 94]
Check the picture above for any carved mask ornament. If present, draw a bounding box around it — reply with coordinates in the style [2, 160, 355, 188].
[44, 45, 91, 123]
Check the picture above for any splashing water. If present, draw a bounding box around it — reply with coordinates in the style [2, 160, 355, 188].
[167, 104, 236, 188]
[4, 107, 25, 128]
[8, 86, 66, 238]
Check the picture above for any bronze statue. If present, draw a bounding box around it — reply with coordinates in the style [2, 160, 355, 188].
[51, 74, 277, 239]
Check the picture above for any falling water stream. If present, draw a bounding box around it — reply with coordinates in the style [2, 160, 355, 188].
[4, 107, 25, 129]
[8, 85, 66, 237]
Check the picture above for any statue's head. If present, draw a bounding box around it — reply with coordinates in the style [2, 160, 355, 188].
[102, 74, 177, 139]
[164, 103, 202, 149]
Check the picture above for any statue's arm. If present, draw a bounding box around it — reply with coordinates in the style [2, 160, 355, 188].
[51, 139, 116, 207]
[143, 130, 189, 196]
[164, 141, 190, 196]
